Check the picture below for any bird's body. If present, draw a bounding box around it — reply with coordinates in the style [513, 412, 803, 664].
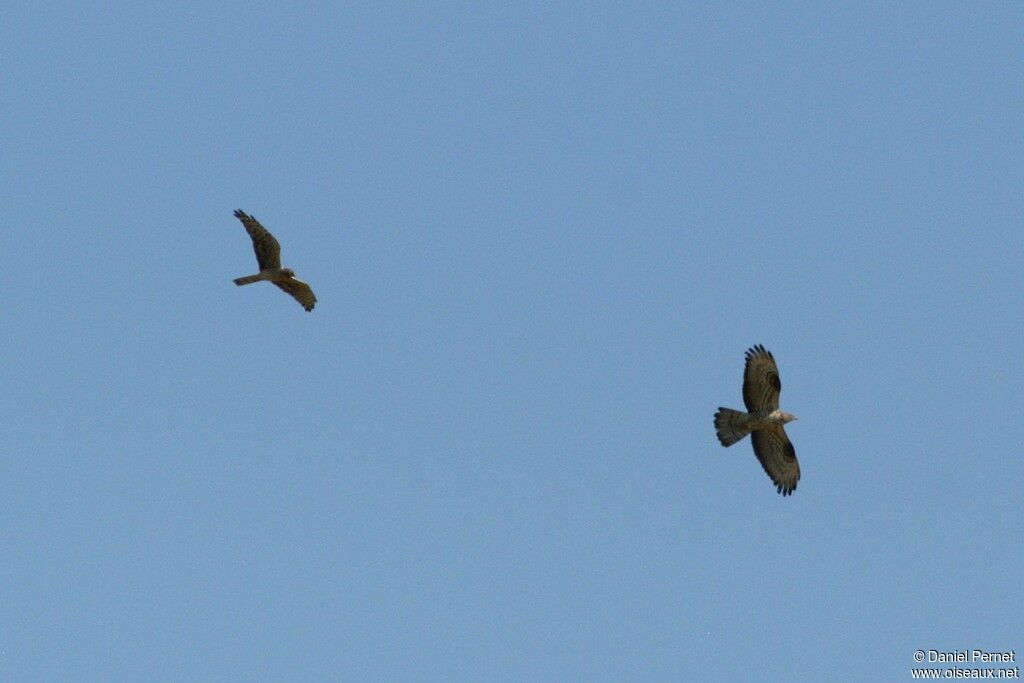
[231, 210, 317, 311]
[714, 345, 800, 496]
[715, 407, 796, 446]
[233, 267, 299, 287]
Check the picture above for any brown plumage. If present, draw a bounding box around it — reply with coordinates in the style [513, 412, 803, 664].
[714, 345, 800, 496]
[232, 210, 317, 312]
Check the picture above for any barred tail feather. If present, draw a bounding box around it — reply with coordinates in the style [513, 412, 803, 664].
[234, 273, 264, 286]
[714, 407, 752, 447]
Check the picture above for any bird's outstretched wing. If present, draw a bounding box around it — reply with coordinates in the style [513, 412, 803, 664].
[274, 278, 317, 312]
[750, 424, 800, 496]
[742, 344, 781, 412]
[234, 209, 281, 270]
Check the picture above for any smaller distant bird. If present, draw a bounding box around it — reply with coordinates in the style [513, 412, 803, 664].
[232, 209, 317, 311]
[714, 344, 800, 496]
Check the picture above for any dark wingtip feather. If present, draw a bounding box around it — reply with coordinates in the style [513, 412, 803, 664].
[745, 344, 774, 363]
[234, 208, 259, 224]
[776, 480, 797, 496]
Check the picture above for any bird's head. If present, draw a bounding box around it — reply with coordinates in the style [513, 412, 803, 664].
[781, 412, 798, 424]
[281, 268, 296, 277]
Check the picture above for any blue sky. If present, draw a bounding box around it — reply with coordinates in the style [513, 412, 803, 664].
[2, 3, 1022, 680]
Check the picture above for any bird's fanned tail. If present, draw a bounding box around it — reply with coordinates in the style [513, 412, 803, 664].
[714, 407, 751, 447]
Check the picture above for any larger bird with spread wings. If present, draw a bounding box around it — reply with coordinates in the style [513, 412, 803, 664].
[232, 209, 317, 312]
[714, 345, 800, 496]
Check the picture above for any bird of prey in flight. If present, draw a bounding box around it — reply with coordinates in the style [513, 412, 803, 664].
[232, 209, 317, 312]
[714, 345, 800, 496]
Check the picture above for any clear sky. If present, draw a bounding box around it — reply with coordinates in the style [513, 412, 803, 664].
[3, 3, 1022, 681]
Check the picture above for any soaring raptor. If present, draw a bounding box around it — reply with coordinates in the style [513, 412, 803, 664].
[232, 209, 317, 311]
[714, 345, 800, 496]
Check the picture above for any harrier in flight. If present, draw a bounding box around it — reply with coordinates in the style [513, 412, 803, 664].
[714, 345, 800, 496]
[232, 209, 317, 311]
